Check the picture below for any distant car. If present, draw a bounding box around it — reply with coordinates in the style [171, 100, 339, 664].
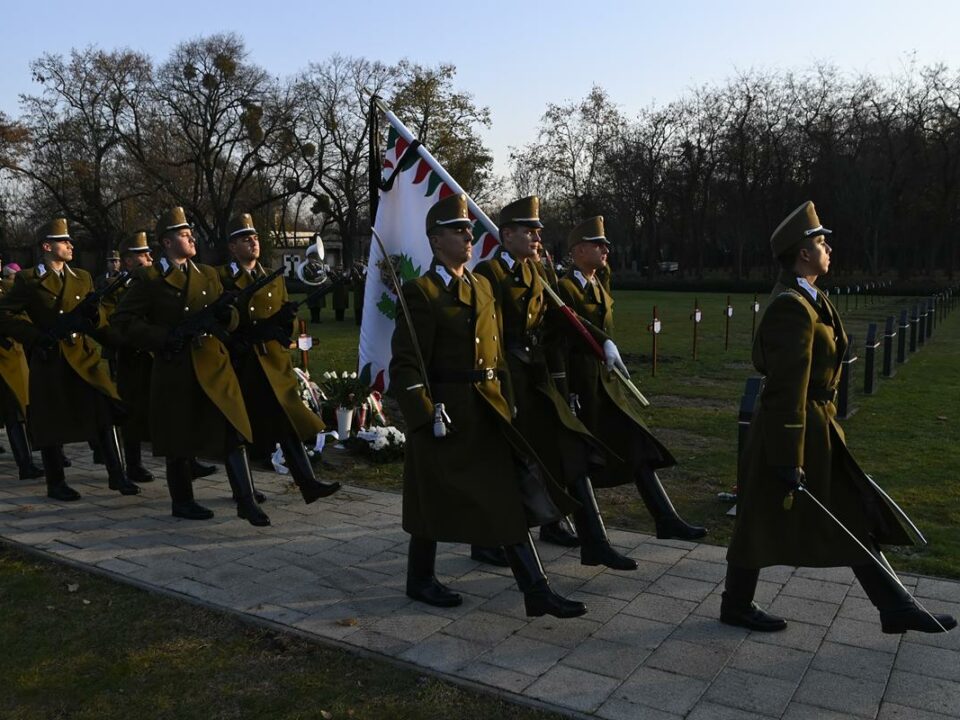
[658, 261, 679, 274]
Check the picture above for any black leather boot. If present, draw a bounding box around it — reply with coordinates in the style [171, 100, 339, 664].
[6, 420, 44, 479]
[99, 426, 140, 495]
[230, 476, 267, 504]
[504, 533, 587, 618]
[854, 556, 957, 634]
[571, 476, 638, 570]
[539, 518, 581, 547]
[167, 457, 214, 520]
[123, 433, 154, 483]
[406, 536, 462, 607]
[90, 440, 104, 465]
[280, 436, 340, 503]
[471, 545, 509, 567]
[635, 466, 707, 540]
[190, 458, 217, 478]
[224, 446, 270, 526]
[720, 565, 786, 631]
[59, 446, 71, 468]
[40, 446, 80, 501]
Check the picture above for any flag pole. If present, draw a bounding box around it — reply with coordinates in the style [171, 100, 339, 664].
[373, 97, 499, 238]
[372, 97, 649, 408]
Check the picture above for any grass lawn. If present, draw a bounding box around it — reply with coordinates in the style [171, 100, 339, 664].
[0, 545, 563, 720]
[296, 288, 960, 579]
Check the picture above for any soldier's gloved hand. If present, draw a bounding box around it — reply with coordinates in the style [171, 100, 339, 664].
[255, 322, 291, 346]
[774, 466, 805, 496]
[213, 303, 234, 327]
[602, 339, 629, 377]
[80, 299, 101, 327]
[274, 301, 299, 327]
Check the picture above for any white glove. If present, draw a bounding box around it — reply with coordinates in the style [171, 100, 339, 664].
[603, 339, 630, 377]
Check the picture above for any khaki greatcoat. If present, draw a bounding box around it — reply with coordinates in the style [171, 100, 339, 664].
[0, 265, 120, 446]
[557, 268, 675, 487]
[727, 274, 917, 568]
[217, 262, 323, 449]
[390, 262, 575, 547]
[102, 279, 154, 441]
[0, 278, 30, 418]
[474, 250, 604, 485]
[110, 259, 251, 458]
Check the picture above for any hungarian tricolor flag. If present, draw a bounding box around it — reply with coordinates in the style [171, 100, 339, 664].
[359, 119, 498, 392]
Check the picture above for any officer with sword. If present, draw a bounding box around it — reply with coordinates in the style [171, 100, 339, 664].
[722, 201, 955, 634]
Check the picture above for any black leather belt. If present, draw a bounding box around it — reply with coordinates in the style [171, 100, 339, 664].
[430, 368, 505, 383]
[808, 386, 838, 403]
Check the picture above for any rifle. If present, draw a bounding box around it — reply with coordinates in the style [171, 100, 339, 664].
[166, 265, 285, 352]
[292, 267, 350, 310]
[49, 271, 130, 340]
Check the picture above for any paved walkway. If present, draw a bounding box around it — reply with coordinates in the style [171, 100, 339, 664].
[2, 441, 959, 720]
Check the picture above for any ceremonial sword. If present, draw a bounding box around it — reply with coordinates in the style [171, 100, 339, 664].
[794, 481, 949, 633]
[539, 249, 650, 408]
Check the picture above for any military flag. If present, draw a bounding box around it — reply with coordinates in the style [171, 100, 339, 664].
[359, 100, 499, 391]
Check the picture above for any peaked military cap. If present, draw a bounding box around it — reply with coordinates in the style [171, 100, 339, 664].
[37, 218, 71, 242]
[155, 206, 191, 239]
[228, 212, 257, 239]
[567, 216, 609, 251]
[124, 231, 151, 254]
[106, 250, 121, 261]
[499, 196, 543, 229]
[425, 193, 472, 233]
[770, 201, 832, 258]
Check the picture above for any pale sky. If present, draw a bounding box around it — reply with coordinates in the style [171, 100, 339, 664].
[3, 0, 959, 174]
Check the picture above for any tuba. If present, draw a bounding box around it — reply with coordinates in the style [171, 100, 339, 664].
[294, 236, 329, 286]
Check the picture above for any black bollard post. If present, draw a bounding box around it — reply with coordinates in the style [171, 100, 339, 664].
[837, 334, 858, 419]
[737, 377, 764, 489]
[845, 286, 850, 312]
[926, 298, 935, 337]
[918, 303, 927, 347]
[910, 306, 919, 353]
[864, 324, 879, 395]
[882, 316, 895, 378]
[897, 309, 908, 364]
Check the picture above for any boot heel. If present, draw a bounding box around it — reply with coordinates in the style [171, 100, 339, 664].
[237, 500, 271, 527]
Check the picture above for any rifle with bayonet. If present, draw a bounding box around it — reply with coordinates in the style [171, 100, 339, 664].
[52, 271, 130, 340]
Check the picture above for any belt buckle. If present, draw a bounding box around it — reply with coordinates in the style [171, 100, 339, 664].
[483, 367, 495, 381]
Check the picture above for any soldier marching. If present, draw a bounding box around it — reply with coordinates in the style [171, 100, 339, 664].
[0, 199, 953, 639]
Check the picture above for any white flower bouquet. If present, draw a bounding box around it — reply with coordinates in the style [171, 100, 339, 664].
[347, 425, 406, 463]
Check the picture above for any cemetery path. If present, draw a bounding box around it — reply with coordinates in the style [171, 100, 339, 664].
[2, 442, 959, 720]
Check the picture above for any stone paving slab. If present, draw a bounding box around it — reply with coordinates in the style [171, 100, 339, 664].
[2, 439, 960, 719]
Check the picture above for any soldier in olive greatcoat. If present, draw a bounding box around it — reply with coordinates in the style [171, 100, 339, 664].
[100, 232, 156, 483]
[0, 219, 140, 500]
[722, 202, 956, 635]
[111, 207, 268, 525]
[558, 216, 705, 541]
[217, 213, 340, 505]
[0, 258, 44, 480]
[332, 271, 349, 321]
[473, 196, 636, 571]
[391, 193, 585, 618]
